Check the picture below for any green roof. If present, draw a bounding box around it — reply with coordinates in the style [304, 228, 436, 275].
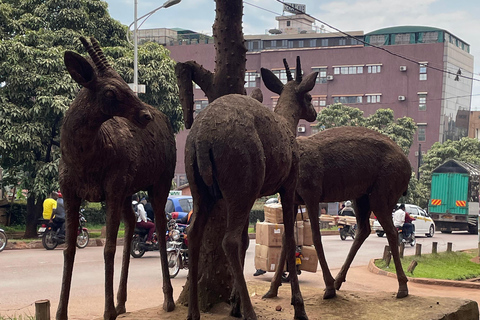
[366, 26, 445, 35]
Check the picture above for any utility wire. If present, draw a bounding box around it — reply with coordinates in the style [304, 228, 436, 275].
[272, 0, 479, 83]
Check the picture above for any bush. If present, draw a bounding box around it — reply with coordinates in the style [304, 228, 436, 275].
[6, 203, 27, 226]
[249, 209, 264, 224]
[82, 206, 106, 225]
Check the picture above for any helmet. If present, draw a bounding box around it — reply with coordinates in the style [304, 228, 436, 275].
[345, 200, 352, 207]
[57, 191, 63, 198]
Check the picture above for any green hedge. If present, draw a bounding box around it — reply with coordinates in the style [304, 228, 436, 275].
[249, 209, 264, 224]
[7, 203, 27, 226]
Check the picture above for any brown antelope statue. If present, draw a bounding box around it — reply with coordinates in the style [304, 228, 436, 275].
[185, 57, 317, 320]
[268, 126, 412, 300]
[57, 37, 176, 320]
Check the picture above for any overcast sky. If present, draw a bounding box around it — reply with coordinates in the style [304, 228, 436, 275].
[104, 0, 480, 109]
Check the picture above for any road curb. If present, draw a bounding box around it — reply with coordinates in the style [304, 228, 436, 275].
[367, 258, 480, 289]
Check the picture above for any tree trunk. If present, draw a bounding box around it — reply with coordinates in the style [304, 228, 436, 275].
[24, 193, 44, 238]
[175, 0, 246, 311]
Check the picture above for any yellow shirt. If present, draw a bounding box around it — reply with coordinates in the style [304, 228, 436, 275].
[43, 198, 57, 220]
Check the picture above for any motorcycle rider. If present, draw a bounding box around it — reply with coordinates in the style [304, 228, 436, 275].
[393, 204, 415, 240]
[55, 191, 66, 238]
[43, 191, 63, 237]
[339, 201, 355, 217]
[132, 194, 155, 245]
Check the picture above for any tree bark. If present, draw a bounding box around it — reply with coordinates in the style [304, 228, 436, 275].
[24, 193, 44, 238]
[175, 0, 246, 311]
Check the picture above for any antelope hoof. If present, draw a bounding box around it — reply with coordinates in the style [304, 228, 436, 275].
[294, 310, 308, 320]
[334, 278, 344, 290]
[396, 289, 409, 298]
[323, 288, 336, 299]
[187, 312, 200, 320]
[103, 310, 117, 320]
[229, 303, 241, 318]
[115, 304, 126, 315]
[262, 289, 278, 299]
[163, 299, 175, 312]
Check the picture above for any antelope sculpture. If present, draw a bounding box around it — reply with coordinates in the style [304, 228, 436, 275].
[185, 57, 317, 320]
[58, 37, 176, 320]
[266, 126, 412, 300]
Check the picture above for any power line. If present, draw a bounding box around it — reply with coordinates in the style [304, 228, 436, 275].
[269, 0, 479, 83]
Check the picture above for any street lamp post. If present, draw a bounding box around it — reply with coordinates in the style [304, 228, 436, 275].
[129, 0, 181, 94]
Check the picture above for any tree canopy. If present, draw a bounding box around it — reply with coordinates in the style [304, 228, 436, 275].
[0, 0, 182, 234]
[316, 103, 417, 155]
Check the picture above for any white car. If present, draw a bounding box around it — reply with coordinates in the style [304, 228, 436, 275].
[372, 204, 435, 238]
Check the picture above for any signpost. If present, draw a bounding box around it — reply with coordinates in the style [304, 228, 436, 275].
[283, 2, 306, 14]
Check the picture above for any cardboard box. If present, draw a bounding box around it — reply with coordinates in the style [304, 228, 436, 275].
[264, 204, 308, 224]
[264, 203, 283, 223]
[256, 222, 284, 247]
[303, 220, 314, 246]
[254, 244, 282, 272]
[299, 245, 318, 273]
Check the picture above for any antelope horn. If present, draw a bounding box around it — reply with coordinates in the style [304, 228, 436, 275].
[90, 37, 110, 71]
[283, 58, 293, 82]
[296, 56, 302, 82]
[79, 37, 105, 72]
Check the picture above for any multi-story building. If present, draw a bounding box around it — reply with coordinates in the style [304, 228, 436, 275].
[164, 11, 474, 187]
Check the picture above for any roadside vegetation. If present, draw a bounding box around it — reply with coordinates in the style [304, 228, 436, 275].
[375, 249, 480, 280]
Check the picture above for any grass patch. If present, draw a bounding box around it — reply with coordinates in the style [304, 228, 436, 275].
[0, 313, 34, 320]
[375, 250, 480, 280]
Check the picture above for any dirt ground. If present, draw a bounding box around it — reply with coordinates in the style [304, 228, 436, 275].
[115, 280, 478, 320]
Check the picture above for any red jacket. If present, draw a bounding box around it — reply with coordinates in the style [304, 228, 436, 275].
[404, 212, 415, 223]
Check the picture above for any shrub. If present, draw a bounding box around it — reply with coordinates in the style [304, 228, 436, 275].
[7, 203, 27, 226]
[249, 209, 264, 224]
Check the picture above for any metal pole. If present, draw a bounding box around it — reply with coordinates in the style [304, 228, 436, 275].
[133, 0, 138, 95]
[417, 144, 422, 180]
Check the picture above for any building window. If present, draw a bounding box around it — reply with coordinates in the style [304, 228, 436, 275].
[418, 125, 426, 142]
[339, 38, 346, 45]
[282, 40, 288, 47]
[333, 66, 363, 75]
[367, 65, 381, 73]
[195, 100, 209, 113]
[366, 95, 381, 103]
[333, 96, 363, 104]
[244, 72, 257, 88]
[321, 39, 328, 46]
[312, 67, 327, 83]
[273, 69, 295, 84]
[419, 64, 427, 81]
[310, 39, 316, 47]
[298, 40, 304, 48]
[395, 33, 411, 45]
[287, 21, 291, 27]
[418, 93, 427, 110]
[370, 35, 387, 46]
[312, 96, 327, 112]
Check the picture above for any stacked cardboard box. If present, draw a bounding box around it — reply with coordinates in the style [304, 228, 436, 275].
[255, 222, 284, 272]
[264, 203, 307, 224]
[255, 219, 316, 273]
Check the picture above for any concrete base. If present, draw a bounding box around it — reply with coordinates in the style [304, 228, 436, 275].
[114, 280, 479, 320]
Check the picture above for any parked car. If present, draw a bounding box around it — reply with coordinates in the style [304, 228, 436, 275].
[165, 195, 193, 220]
[373, 204, 435, 238]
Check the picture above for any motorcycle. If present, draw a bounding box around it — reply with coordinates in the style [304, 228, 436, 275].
[338, 219, 356, 240]
[397, 225, 416, 247]
[166, 218, 189, 278]
[0, 228, 7, 252]
[281, 245, 303, 282]
[130, 227, 159, 258]
[38, 210, 89, 250]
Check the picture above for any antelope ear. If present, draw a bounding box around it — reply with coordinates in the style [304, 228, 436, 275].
[296, 72, 318, 94]
[64, 51, 96, 88]
[261, 68, 283, 95]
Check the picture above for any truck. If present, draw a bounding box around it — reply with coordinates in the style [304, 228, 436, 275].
[428, 159, 479, 234]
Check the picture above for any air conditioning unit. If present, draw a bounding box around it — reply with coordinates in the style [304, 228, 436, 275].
[297, 127, 306, 133]
[400, 66, 407, 72]
[326, 75, 334, 81]
[398, 96, 406, 101]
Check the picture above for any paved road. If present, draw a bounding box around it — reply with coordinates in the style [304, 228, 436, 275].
[0, 231, 477, 319]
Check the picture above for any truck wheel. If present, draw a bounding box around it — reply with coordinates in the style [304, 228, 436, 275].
[468, 226, 478, 234]
[376, 232, 384, 237]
